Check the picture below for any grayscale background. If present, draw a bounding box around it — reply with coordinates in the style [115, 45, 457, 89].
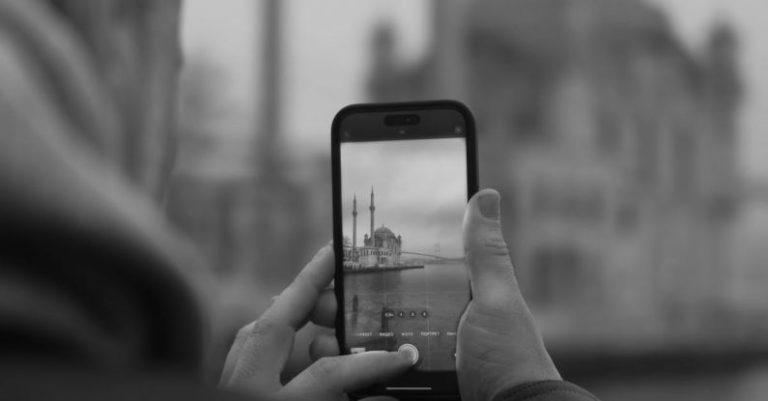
[171, 0, 768, 398]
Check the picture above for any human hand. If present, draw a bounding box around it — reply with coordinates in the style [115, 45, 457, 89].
[457, 189, 561, 401]
[219, 244, 414, 400]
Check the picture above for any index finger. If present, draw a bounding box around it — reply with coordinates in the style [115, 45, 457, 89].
[261, 244, 335, 330]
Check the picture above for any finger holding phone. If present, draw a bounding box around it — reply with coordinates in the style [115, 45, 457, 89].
[458, 189, 561, 401]
[221, 191, 562, 401]
[219, 244, 414, 401]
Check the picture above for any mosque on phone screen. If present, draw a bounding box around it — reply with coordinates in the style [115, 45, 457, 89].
[343, 188, 413, 271]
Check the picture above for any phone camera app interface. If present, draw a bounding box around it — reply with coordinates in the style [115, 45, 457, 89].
[341, 138, 469, 371]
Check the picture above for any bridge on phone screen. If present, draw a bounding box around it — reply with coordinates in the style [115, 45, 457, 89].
[399, 251, 464, 264]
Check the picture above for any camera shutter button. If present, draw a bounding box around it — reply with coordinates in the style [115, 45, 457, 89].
[397, 343, 419, 365]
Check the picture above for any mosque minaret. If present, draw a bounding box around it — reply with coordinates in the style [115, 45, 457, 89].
[344, 187, 405, 269]
[369, 187, 375, 246]
[352, 194, 358, 253]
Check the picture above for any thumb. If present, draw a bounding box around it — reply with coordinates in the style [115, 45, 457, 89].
[463, 189, 522, 308]
[283, 350, 414, 397]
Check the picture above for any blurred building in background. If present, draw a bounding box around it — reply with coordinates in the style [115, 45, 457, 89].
[167, 1, 325, 376]
[169, 0, 768, 395]
[368, 0, 749, 352]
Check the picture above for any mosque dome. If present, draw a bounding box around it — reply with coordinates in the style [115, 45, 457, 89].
[374, 226, 396, 238]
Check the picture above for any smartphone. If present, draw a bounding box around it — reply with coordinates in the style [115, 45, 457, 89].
[331, 100, 478, 398]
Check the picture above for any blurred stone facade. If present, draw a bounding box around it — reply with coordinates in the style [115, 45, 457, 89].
[368, 0, 743, 349]
[166, 1, 330, 377]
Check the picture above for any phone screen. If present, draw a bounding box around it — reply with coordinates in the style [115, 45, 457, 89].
[339, 136, 470, 371]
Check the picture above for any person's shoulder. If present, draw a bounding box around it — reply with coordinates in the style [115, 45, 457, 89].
[491, 380, 601, 401]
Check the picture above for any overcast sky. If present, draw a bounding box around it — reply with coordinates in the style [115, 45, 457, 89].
[182, 0, 768, 179]
[340, 138, 467, 257]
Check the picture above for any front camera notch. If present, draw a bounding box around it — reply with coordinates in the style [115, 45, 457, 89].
[384, 114, 420, 126]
